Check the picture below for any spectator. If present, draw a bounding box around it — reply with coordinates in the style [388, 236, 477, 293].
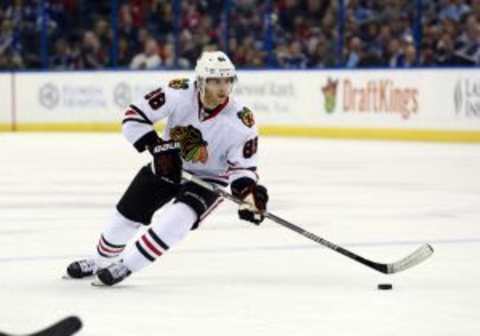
[117, 36, 134, 68]
[454, 13, 480, 64]
[2, 0, 480, 70]
[130, 37, 162, 70]
[439, 0, 471, 22]
[386, 38, 404, 67]
[79, 30, 108, 69]
[308, 38, 336, 68]
[93, 18, 112, 51]
[147, 0, 173, 37]
[50, 38, 75, 70]
[178, 29, 200, 68]
[118, 3, 137, 44]
[0, 19, 15, 57]
[344, 36, 364, 67]
[402, 44, 417, 67]
[283, 40, 308, 68]
[161, 42, 175, 68]
[0, 49, 23, 70]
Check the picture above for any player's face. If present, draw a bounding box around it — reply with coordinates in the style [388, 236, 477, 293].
[204, 77, 234, 106]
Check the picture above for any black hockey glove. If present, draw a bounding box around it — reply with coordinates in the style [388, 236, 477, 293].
[148, 138, 183, 185]
[231, 178, 269, 225]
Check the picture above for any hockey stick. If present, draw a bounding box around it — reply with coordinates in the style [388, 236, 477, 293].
[0, 316, 82, 336]
[182, 171, 434, 274]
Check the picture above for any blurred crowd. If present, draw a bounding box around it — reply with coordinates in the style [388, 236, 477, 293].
[1, 0, 479, 70]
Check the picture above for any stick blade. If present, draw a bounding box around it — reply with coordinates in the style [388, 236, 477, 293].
[387, 244, 434, 274]
[29, 316, 82, 336]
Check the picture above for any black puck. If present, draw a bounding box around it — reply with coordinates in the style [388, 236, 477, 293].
[377, 283, 393, 290]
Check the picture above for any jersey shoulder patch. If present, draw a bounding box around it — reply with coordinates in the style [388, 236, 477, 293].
[168, 78, 190, 90]
[236, 106, 255, 128]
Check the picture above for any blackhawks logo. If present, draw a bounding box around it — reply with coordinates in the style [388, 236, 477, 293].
[322, 78, 339, 114]
[237, 107, 255, 128]
[170, 125, 208, 163]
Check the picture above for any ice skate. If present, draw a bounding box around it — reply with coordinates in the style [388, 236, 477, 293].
[92, 261, 131, 286]
[63, 259, 99, 279]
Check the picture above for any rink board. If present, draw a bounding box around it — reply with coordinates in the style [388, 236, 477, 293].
[0, 73, 12, 131]
[1, 69, 480, 142]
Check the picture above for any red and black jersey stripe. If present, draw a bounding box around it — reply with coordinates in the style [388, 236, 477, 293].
[122, 104, 153, 125]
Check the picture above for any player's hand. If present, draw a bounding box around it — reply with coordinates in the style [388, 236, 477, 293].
[232, 179, 269, 225]
[148, 138, 182, 184]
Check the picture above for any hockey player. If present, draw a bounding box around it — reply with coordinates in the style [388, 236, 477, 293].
[65, 51, 269, 286]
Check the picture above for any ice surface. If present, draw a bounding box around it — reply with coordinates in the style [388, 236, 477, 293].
[0, 133, 479, 336]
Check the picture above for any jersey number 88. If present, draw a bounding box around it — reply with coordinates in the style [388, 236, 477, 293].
[243, 137, 258, 158]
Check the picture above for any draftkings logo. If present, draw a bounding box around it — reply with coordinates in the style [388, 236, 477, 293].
[321, 78, 339, 114]
[454, 79, 480, 117]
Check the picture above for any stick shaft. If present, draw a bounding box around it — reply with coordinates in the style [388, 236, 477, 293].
[182, 172, 391, 273]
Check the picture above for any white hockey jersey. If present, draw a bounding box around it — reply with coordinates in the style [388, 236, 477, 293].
[122, 78, 259, 186]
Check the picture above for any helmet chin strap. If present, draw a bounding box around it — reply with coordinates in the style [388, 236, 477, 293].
[198, 78, 207, 104]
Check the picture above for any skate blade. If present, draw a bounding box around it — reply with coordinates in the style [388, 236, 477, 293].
[91, 279, 107, 287]
[62, 274, 94, 280]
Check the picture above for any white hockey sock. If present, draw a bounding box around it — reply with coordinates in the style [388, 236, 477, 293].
[122, 202, 197, 272]
[95, 209, 141, 264]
